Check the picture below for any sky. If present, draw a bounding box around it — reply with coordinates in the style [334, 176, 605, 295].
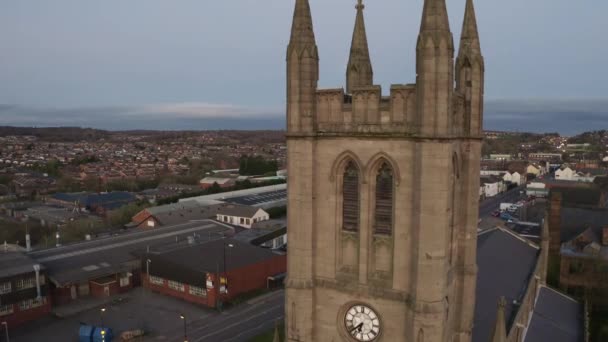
[0, 0, 607, 133]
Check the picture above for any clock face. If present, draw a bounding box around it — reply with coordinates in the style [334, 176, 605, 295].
[344, 304, 381, 341]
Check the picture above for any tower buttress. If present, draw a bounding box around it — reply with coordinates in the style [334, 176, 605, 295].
[346, 0, 373, 93]
[456, 0, 484, 136]
[287, 0, 319, 134]
[416, 0, 454, 136]
[285, 1, 317, 341]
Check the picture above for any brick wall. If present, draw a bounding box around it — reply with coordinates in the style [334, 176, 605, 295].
[548, 191, 563, 258]
[142, 254, 286, 308]
[0, 297, 52, 327]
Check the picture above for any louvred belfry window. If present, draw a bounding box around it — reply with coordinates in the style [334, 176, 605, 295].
[374, 163, 393, 235]
[342, 161, 360, 232]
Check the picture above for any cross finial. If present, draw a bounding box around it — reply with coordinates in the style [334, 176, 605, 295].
[356, 0, 364, 10]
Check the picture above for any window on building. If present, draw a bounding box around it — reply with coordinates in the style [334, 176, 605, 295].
[342, 161, 360, 232]
[168, 280, 185, 292]
[0, 304, 13, 316]
[120, 276, 130, 287]
[149, 276, 164, 285]
[374, 163, 394, 235]
[18, 297, 45, 311]
[240, 217, 244, 224]
[15, 277, 36, 290]
[246, 218, 250, 225]
[189, 285, 206, 297]
[0, 282, 11, 294]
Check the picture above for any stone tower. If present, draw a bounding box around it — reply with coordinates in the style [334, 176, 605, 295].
[285, 0, 484, 341]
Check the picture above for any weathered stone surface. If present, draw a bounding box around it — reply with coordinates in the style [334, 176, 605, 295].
[285, 1, 484, 341]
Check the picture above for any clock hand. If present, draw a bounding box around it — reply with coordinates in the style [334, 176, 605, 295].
[350, 323, 363, 334]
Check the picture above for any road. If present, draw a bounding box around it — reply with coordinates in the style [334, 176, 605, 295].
[169, 290, 285, 342]
[478, 185, 525, 217]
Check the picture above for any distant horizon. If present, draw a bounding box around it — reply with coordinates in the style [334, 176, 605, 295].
[1, 98, 607, 136]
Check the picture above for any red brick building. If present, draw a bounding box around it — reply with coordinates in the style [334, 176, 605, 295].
[141, 238, 285, 308]
[0, 253, 52, 327]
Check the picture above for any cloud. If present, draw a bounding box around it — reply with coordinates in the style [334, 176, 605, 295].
[1, 99, 607, 135]
[0, 103, 285, 131]
[133, 102, 282, 119]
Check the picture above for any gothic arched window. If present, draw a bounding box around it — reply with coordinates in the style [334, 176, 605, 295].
[374, 162, 393, 235]
[342, 161, 360, 232]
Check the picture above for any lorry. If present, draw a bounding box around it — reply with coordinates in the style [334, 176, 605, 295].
[500, 203, 514, 211]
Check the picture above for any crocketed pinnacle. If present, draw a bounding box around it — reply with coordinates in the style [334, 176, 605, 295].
[289, 0, 317, 49]
[420, 0, 451, 33]
[346, 0, 373, 93]
[490, 297, 507, 342]
[459, 0, 481, 54]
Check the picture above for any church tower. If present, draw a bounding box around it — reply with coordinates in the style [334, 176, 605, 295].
[285, 0, 484, 341]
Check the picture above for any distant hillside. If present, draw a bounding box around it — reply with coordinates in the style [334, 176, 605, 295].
[568, 130, 608, 146]
[0, 126, 110, 142]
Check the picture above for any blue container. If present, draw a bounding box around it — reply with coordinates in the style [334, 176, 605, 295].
[78, 324, 114, 342]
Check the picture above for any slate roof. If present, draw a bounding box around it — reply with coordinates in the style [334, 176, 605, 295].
[144, 238, 282, 287]
[524, 286, 584, 342]
[0, 252, 44, 279]
[473, 228, 539, 342]
[553, 187, 602, 208]
[216, 204, 263, 218]
[142, 202, 229, 226]
[560, 207, 608, 243]
[234, 219, 287, 246]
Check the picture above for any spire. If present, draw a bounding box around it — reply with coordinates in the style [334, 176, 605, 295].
[289, 0, 317, 51]
[459, 0, 481, 54]
[346, 0, 373, 93]
[490, 297, 507, 342]
[420, 0, 451, 33]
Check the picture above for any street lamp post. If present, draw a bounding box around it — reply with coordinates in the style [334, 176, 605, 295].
[180, 314, 188, 342]
[100, 307, 106, 327]
[146, 259, 152, 285]
[1, 322, 9, 342]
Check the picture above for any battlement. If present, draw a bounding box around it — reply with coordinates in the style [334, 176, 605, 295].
[315, 84, 417, 134]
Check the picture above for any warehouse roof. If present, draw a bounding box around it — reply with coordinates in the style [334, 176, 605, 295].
[145, 238, 282, 287]
[28, 220, 232, 285]
[0, 252, 44, 279]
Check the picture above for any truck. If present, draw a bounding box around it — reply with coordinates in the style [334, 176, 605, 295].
[500, 203, 514, 211]
[79, 324, 114, 342]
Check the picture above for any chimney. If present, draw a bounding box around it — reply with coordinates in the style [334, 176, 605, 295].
[26, 233, 31, 252]
[33, 264, 42, 299]
[602, 227, 608, 246]
[548, 191, 562, 257]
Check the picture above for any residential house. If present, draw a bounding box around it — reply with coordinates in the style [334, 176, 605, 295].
[131, 201, 228, 229]
[555, 166, 575, 181]
[216, 204, 269, 229]
[480, 176, 505, 198]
